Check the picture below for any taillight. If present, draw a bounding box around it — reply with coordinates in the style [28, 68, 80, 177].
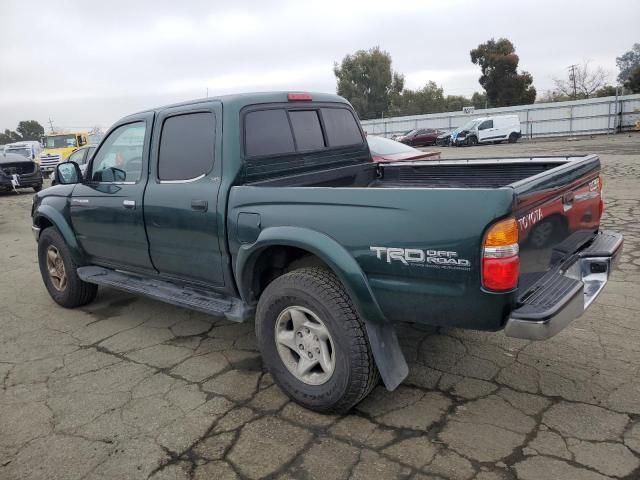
[598, 175, 605, 219]
[482, 218, 519, 291]
[288, 92, 312, 102]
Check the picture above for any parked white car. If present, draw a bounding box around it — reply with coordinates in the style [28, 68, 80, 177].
[452, 115, 521, 146]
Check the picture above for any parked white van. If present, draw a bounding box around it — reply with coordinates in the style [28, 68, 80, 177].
[4, 141, 42, 161]
[451, 115, 521, 146]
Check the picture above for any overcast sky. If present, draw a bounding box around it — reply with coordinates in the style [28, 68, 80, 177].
[1, 0, 638, 131]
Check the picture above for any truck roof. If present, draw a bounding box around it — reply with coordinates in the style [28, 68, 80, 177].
[122, 91, 350, 121]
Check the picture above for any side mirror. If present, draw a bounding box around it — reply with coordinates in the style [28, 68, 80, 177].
[55, 161, 82, 185]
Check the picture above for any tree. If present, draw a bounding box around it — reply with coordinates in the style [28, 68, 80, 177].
[16, 120, 45, 141]
[553, 62, 608, 99]
[616, 43, 640, 84]
[391, 81, 446, 116]
[625, 66, 640, 94]
[0, 129, 21, 144]
[594, 85, 618, 97]
[334, 47, 404, 119]
[470, 38, 536, 107]
[444, 95, 467, 112]
[470, 91, 488, 109]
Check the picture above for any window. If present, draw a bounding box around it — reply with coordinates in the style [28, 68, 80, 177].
[86, 147, 96, 165]
[289, 110, 325, 151]
[158, 112, 215, 181]
[245, 109, 295, 157]
[67, 149, 86, 165]
[90, 123, 145, 182]
[321, 108, 363, 147]
[478, 120, 493, 130]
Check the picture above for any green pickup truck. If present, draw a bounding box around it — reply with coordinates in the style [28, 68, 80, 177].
[32, 92, 622, 413]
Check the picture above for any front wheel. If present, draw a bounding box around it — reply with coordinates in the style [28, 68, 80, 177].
[33, 183, 43, 192]
[466, 136, 478, 146]
[255, 267, 379, 413]
[38, 228, 98, 308]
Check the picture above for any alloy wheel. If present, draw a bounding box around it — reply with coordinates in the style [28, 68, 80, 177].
[274, 306, 336, 385]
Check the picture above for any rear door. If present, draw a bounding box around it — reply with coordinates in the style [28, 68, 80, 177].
[70, 115, 154, 271]
[144, 102, 224, 287]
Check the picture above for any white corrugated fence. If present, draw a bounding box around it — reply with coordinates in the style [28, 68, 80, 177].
[360, 94, 640, 139]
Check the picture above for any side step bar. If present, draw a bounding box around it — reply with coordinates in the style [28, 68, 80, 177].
[77, 266, 253, 322]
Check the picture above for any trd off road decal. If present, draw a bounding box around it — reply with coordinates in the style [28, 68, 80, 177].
[370, 247, 471, 271]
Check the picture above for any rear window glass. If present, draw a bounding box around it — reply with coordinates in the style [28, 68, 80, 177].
[245, 109, 295, 157]
[289, 110, 325, 151]
[158, 112, 215, 181]
[321, 108, 363, 147]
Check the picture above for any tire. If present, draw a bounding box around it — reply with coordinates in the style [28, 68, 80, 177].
[38, 227, 98, 308]
[256, 267, 379, 413]
[466, 136, 478, 146]
[508, 133, 518, 143]
[33, 183, 43, 192]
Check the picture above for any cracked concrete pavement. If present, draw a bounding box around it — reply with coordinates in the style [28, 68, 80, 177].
[1, 134, 639, 479]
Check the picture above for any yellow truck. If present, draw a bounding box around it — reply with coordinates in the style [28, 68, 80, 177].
[38, 132, 89, 172]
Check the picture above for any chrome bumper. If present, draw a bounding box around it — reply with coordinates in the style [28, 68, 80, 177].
[505, 231, 623, 340]
[31, 225, 41, 241]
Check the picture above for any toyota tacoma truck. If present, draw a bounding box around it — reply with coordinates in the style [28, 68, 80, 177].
[31, 92, 622, 413]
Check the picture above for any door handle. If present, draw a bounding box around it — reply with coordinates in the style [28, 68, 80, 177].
[191, 199, 208, 212]
[123, 200, 136, 209]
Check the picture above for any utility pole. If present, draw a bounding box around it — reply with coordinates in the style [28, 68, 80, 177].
[568, 64, 578, 99]
[48, 117, 55, 133]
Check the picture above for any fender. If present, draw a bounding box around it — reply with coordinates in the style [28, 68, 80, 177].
[235, 226, 408, 391]
[33, 204, 86, 264]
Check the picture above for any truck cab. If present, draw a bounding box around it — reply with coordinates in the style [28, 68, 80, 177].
[38, 132, 89, 172]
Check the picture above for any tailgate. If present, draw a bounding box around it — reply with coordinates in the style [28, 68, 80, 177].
[511, 154, 603, 292]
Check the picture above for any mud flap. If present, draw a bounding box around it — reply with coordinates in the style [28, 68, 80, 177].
[364, 320, 408, 391]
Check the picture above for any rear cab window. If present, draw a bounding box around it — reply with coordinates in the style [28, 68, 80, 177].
[244, 104, 364, 159]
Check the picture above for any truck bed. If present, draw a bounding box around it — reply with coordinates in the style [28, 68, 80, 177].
[233, 154, 602, 331]
[247, 156, 586, 189]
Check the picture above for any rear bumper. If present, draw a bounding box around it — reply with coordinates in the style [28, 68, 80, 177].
[505, 230, 623, 340]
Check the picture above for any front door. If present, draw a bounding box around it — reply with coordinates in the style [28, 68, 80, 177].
[144, 102, 225, 287]
[70, 115, 155, 271]
[477, 119, 495, 142]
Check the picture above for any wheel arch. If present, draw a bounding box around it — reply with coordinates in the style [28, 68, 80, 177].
[235, 226, 408, 390]
[33, 205, 85, 264]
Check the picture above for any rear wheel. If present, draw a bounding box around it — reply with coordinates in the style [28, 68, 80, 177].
[508, 133, 519, 143]
[38, 228, 98, 308]
[255, 267, 379, 413]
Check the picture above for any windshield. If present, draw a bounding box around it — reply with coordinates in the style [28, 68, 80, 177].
[367, 136, 419, 155]
[6, 147, 30, 158]
[402, 129, 418, 137]
[460, 120, 481, 131]
[44, 134, 77, 149]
